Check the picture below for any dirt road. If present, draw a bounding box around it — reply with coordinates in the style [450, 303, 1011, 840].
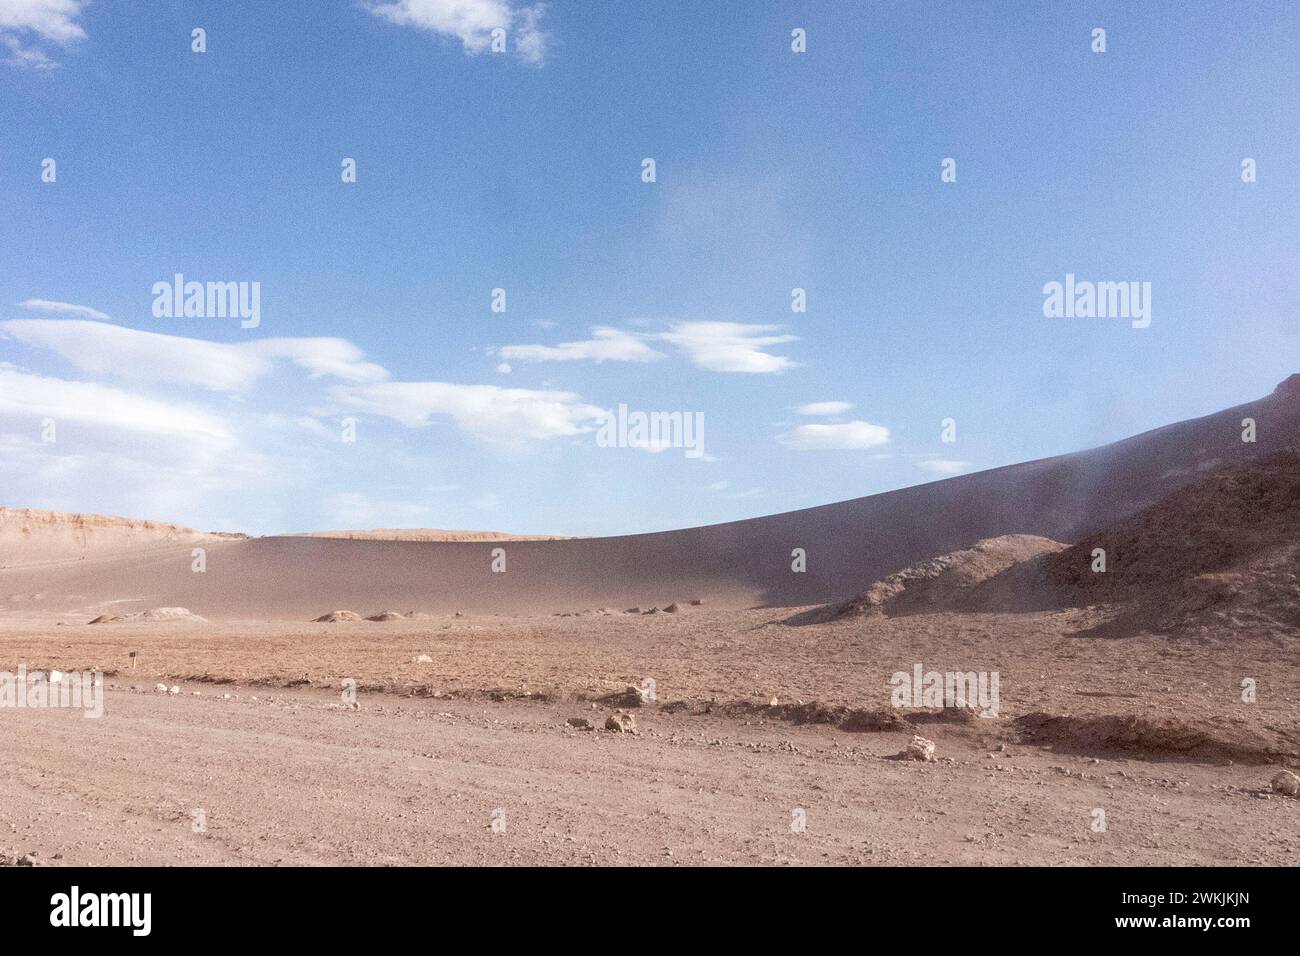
[2, 682, 1294, 867]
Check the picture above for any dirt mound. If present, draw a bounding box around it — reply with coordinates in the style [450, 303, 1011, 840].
[710, 699, 916, 733]
[88, 607, 207, 625]
[1015, 712, 1297, 765]
[1042, 449, 1300, 637]
[786, 448, 1300, 639]
[824, 534, 1068, 619]
[313, 610, 365, 623]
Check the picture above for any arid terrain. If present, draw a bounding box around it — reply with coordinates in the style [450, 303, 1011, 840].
[0, 605, 1296, 866]
[2, 379, 1299, 866]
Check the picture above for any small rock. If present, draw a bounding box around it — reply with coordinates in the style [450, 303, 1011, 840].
[901, 735, 936, 762]
[414, 654, 433, 663]
[168, 685, 180, 695]
[566, 717, 593, 730]
[154, 683, 168, 694]
[689, 599, 703, 606]
[605, 711, 637, 734]
[663, 602, 680, 613]
[1271, 770, 1300, 797]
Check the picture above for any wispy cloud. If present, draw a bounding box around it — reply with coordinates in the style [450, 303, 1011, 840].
[1, 319, 389, 390]
[501, 321, 797, 374]
[0, 365, 234, 443]
[18, 298, 110, 320]
[365, 0, 549, 64]
[332, 380, 606, 443]
[0, 0, 88, 68]
[499, 326, 663, 364]
[778, 421, 890, 450]
[657, 322, 796, 374]
[796, 401, 852, 416]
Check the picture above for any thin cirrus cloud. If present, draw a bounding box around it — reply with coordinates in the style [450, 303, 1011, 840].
[0, 0, 88, 68]
[19, 298, 110, 320]
[0, 365, 234, 444]
[365, 0, 548, 64]
[4, 316, 613, 448]
[0, 319, 389, 390]
[796, 401, 853, 416]
[778, 421, 891, 451]
[331, 380, 607, 444]
[499, 326, 663, 364]
[500, 321, 797, 374]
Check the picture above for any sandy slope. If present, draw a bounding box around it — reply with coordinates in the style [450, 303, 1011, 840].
[296, 529, 573, 542]
[3, 377, 1299, 621]
[0, 509, 241, 571]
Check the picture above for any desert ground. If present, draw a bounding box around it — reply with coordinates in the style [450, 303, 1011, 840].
[2, 378, 1299, 867]
[0, 604, 1295, 866]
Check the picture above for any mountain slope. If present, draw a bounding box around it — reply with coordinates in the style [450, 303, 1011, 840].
[3, 377, 1299, 619]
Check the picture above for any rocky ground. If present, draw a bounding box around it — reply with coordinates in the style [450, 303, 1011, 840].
[0, 606, 1295, 866]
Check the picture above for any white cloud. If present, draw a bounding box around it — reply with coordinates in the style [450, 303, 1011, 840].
[796, 401, 852, 416]
[706, 480, 730, 491]
[366, 0, 549, 64]
[657, 322, 796, 374]
[778, 421, 890, 450]
[0, 0, 87, 68]
[332, 380, 607, 443]
[0, 366, 233, 443]
[18, 298, 110, 320]
[501, 321, 797, 374]
[918, 458, 969, 476]
[1, 319, 389, 390]
[495, 362, 512, 374]
[500, 326, 663, 364]
[0, 365, 284, 529]
[259, 337, 389, 384]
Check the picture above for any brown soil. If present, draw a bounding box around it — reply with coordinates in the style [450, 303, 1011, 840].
[1, 607, 1295, 866]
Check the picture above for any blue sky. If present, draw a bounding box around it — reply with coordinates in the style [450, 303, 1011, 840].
[0, 0, 1297, 536]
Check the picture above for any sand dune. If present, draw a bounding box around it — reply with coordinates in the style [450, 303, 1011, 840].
[297, 529, 573, 542]
[3, 376, 1298, 621]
